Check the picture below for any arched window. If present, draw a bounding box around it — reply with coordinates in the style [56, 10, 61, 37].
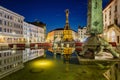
[111, 30, 116, 42]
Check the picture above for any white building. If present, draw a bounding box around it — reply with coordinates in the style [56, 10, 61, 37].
[23, 22, 45, 62]
[0, 50, 23, 79]
[0, 6, 25, 44]
[23, 21, 45, 44]
[0, 6, 24, 79]
[29, 23, 45, 43]
[23, 22, 30, 44]
[78, 26, 88, 42]
[103, 0, 120, 29]
[72, 30, 78, 41]
[103, 0, 120, 44]
[22, 22, 30, 62]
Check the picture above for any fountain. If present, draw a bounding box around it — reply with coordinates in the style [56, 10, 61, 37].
[53, 9, 75, 63]
[80, 0, 119, 59]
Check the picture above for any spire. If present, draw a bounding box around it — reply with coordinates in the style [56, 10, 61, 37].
[66, 9, 69, 24]
[62, 9, 73, 42]
[64, 9, 70, 30]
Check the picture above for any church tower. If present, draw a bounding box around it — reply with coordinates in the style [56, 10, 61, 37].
[63, 9, 73, 41]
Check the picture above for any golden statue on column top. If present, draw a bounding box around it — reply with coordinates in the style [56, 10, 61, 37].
[63, 9, 73, 42]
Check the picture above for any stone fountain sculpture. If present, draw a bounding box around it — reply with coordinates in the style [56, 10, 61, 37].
[80, 0, 119, 59]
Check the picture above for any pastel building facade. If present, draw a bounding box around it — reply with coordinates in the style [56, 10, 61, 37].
[46, 28, 78, 43]
[0, 6, 24, 79]
[0, 5, 46, 79]
[0, 6, 25, 44]
[23, 22, 45, 62]
[103, 0, 120, 29]
[78, 26, 88, 42]
[103, 0, 120, 45]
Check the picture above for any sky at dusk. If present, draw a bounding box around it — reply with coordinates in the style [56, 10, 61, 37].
[0, 0, 110, 32]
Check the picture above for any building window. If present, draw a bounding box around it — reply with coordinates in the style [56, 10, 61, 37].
[109, 10, 111, 19]
[115, 19, 118, 25]
[0, 60, 2, 66]
[4, 52, 7, 56]
[109, 21, 111, 25]
[10, 29, 12, 33]
[4, 21, 6, 26]
[0, 27, 2, 32]
[4, 14, 6, 18]
[105, 14, 107, 22]
[111, 31, 115, 42]
[0, 53, 1, 57]
[4, 28, 6, 32]
[7, 29, 9, 33]
[0, 13, 2, 16]
[115, 5, 117, 12]
[10, 16, 13, 20]
[109, 10, 111, 16]
[117, 36, 119, 43]
[7, 15, 9, 19]
[9, 23, 12, 27]
[0, 20, 2, 25]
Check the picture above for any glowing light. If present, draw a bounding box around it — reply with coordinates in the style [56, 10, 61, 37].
[32, 59, 54, 69]
[81, 37, 88, 43]
[12, 50, 16, 54]
[12, 32, 16, 35]
[0, 35, 2, 37]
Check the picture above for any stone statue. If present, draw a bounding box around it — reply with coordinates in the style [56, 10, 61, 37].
[87, 0, 103, 34]
[80, 0, 119, 59]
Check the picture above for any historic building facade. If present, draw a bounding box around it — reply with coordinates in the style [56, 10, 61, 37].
[78, 26, 88, 42]
[0, 6, 25, 44]
[46, 9, 78, 55]
[46, 28, 78, 43]
[103, 0, 120, 45]
[23, 22, 45, 62]
[0, 6, 24, 79]
[0, 6, 46, 79]
[103, 0, 120, 29]
[46, 30, 55, 43]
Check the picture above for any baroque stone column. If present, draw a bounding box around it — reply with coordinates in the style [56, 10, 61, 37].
[80, 0, 119, 59]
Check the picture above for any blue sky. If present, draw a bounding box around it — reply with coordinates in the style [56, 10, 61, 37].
[0, 0, 110, 32]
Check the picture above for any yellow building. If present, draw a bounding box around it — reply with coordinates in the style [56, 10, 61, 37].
[46, 28, 78, 43]
[102, 0, 120, 45]
[46, 30, 55, 43]
[103, 24, 120, 45]
[46, 9, 77, 54]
